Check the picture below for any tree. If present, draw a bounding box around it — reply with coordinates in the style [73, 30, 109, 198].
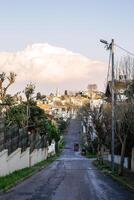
[58, 119, 67, 134]
[79, 103, 97, 154]
[85, 102, 112, 164]
[91, 107, 106, 163]
[26, 104, 60, 150]
[0, 72, 16, 102]
[5, 104, 27, 128]
[125, 79, 134, 101]
[25, 83, 35, 102]
[24, 83, 36, 127]
[47, 122, 60, 152]
[115, 102, 134, 175]
[36, 92, 42, 100]
[3, 94, 15, 106]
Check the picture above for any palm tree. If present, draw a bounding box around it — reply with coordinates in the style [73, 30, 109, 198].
[24, 83, 35, 127]
[25, 83, 35, 102]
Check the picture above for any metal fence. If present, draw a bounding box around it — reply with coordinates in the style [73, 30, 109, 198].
[3, 125, 28, 154]
[0, 117, 5, 152]
[0, 118, 47, 155]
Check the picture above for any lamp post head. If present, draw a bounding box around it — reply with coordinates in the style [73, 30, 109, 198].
[100, 39, 108, 45]
[100, 39, 112, 50]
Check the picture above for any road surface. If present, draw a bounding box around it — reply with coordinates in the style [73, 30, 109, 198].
[0, 119, 134, 200]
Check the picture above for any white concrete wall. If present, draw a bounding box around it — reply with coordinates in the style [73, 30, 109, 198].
[104, 154, 128, 168]
[7, 148, 22, 174]
[19, 148, 30, 170]
[0, 142, 55, 176]
[0, 150, 8, 176]
[30, 149, 38, 167]
[30, 148, 48, 167]
[131, 147, 134, 172]
[0, 148, 30, 176]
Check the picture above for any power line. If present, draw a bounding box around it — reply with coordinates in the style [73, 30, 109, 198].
[115, 44, 134, 57]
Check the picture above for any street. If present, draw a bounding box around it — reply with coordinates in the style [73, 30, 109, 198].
[0, 119, 134, 200]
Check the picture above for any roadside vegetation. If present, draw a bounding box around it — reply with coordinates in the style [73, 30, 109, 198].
[86, 152, 97, 159]
[79, 78, 134, 177]
[4, 82, 61, 152]
[0, 71, 68, 192]
[0, 73, 68, 154]
[93, 160, 134, 192]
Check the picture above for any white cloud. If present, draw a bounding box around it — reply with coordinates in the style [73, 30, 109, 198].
[0, 43, 107, 93]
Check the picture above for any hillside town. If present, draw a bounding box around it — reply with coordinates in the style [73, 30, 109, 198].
[0, 68, 134, 196]
[0, 66, 134, 200]
[0, 1, 134, 200]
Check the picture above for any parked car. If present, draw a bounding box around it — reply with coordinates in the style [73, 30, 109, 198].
[81, 148, 86, 156]
[74, 143, 79, 151]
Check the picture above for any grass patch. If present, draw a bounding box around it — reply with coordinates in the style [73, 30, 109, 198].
[86, 152, 97, 159]
[93, 160, 134, 192]
[0, 154, 60, 192]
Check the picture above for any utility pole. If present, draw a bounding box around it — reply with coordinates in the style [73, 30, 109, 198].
[100, 39, 115, 171]
[27, 103, 29, 128]
[111, 39, 115, 171]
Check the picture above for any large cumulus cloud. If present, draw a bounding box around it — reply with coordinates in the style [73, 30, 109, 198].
[0, 43, 107, 93]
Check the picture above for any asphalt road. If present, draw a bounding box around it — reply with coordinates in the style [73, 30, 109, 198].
[0, 119, 134, 200]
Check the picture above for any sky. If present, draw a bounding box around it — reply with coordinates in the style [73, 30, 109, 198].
[0, 0, 134, 94]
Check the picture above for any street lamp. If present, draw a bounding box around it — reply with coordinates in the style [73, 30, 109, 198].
[100, 39, 108, 45]
[100, 39, 115, 172]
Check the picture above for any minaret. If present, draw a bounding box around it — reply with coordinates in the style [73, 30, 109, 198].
[56, 88, 60, 97]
